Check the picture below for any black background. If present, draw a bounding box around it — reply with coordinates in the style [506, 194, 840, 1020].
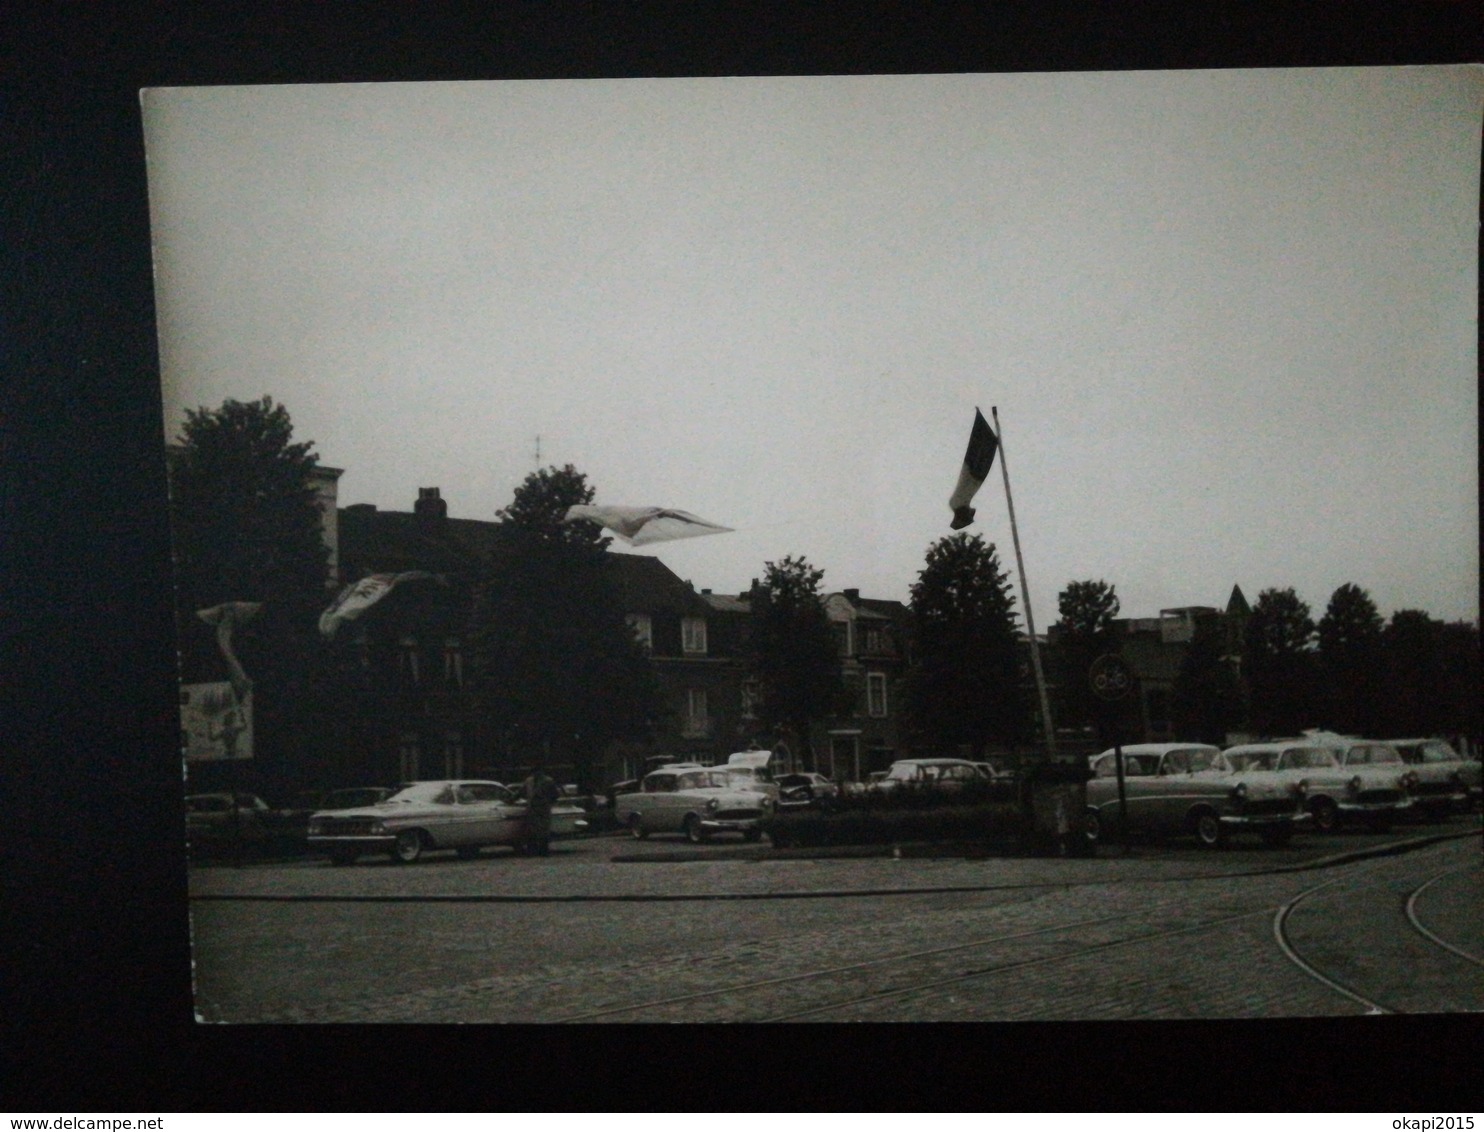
[4, 0, 1480, 1113]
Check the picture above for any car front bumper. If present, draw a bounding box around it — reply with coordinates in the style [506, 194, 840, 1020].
[699, 816, 765, 834]
[1219, 810, 1311, 828]
[1336, 798, 1412, 815]
[307, 834, 396, 853]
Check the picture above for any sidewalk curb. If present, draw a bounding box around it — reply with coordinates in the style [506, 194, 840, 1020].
[190, 827, 1478, 904]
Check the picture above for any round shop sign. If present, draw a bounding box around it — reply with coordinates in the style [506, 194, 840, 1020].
[1089, 654, 1134, 702]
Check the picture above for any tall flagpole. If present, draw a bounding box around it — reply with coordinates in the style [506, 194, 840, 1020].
[991, 407, 1058, 761]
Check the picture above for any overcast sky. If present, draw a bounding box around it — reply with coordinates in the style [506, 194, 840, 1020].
[144, 67, 1480, 629]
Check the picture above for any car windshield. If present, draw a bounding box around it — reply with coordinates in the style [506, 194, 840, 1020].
[1277, 749, 1338, 770]
[385, 783, 450, 804]
[1225, 751, 1274, 771]
[885, 764, 920, 781]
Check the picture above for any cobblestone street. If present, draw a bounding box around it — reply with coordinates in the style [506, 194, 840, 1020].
[187, 819, 1482, 1023]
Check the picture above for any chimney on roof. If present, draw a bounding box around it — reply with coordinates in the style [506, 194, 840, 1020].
[701, 588, 711, 595]
[844, 588, 860, 603]
[415, 487, 447, 523]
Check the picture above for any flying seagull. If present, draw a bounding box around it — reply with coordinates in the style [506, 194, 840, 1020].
[563, 504, 734, 546]
[318, 571, 445, 638]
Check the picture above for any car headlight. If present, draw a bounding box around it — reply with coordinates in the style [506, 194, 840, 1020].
[1348, 775, 1363, 795]
[308, 819, 324, 835]
[707, 798, 719, 812]
[370, 819, 389, 834]
[1292, 778, 1309, 798]
[1229, 782, 1247, 801]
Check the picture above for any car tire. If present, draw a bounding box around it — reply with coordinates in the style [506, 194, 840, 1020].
[1083, 808, 1102, 847]
[391, 829, 424, 864]
[684, 815, 707, 844]
[1192, 810, 1225, 849]
[1309, 798, 1339, 834]
[628, 814, 648, 840]
[456, 846, 480, 860]
[328, 850, 358, 867]
[1260, 826, 1293, 849]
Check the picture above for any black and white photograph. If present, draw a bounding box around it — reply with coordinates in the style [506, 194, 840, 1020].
[138, 66, 1481, 1029]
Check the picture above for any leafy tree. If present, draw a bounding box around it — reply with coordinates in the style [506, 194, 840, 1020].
[903, 533, 1030, 757]
[169, 396, 335, 798]
[469, 465, 658, 788]
[1316, 583, 1384, 736]
[1050, 579, 1121, 730]
[1242, 587, 1318, 737]
[749, 555, 843, 771]
[496, 462, 610, 548]
[1380, 609, 1446, 738]
[1170, 613, 1246, 744]
[1437, 621, 1481, 746]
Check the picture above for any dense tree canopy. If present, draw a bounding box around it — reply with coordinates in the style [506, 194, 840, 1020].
[168, 396, 337, 797]
[749, 555, 843, 769]
[1242, 587, 1318, 737]
[1317, 583, 1384, 736]
[904, 533, 1029, 756]
[469, 465, 658, 785]
[1050, 579, 1121, 730]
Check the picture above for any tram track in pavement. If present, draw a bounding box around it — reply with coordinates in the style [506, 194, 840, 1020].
[1268, 848, 1483, 1017]
[552, 839, 1481, 1023]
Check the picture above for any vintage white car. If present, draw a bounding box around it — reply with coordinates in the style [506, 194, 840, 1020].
[872, 757, 987, 794]
[1085, 743, 1308, 848]
[1389, 738, 1482, 817]
[615, 765, 773, 843]
[1223, 741, 1412, 833]
[306, 779, 550, 865]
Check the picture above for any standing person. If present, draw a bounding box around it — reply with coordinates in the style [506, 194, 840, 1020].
[520, 764, 560, 857]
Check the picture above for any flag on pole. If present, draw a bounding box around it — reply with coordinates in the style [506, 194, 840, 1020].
[563, 504, 734, 546]
[948, 407, 999, 530]
[319, 571, 443, 638]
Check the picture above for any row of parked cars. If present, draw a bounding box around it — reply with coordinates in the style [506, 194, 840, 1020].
[1082, 732, 1481, 849]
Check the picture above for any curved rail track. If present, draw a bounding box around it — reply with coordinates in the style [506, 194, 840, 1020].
[554, 843, 1481, 1022]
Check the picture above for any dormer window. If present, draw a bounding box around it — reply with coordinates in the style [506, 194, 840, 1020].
[682, 616, 707, 656]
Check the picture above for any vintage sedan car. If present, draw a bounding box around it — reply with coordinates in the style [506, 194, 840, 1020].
[873, 758, 986, 794]
[716, 750, 781, 801]
[306, 779, 535, 865]
[615, 766, 773, 843]
[775, 772, 842, 811]
[1223, 741, 1411, 833]
[1389, 738, 1482, 816]
[1085, 743, 1307, 848]
[186, 792, 281, 853]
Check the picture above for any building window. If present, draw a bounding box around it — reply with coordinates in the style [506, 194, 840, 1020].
[681, 616, 707, 656]
[627, 613, 653, 652]
[867, 672, 888, 718]
[399, 733, 420, 781]
[865, 628, 884, 655]
[443, 638, 463, 687]
[398, 636, 420, 684]
[740, 679, 760, 720]
[443, 732, 464, 778]
[683, 688, 709, 737]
